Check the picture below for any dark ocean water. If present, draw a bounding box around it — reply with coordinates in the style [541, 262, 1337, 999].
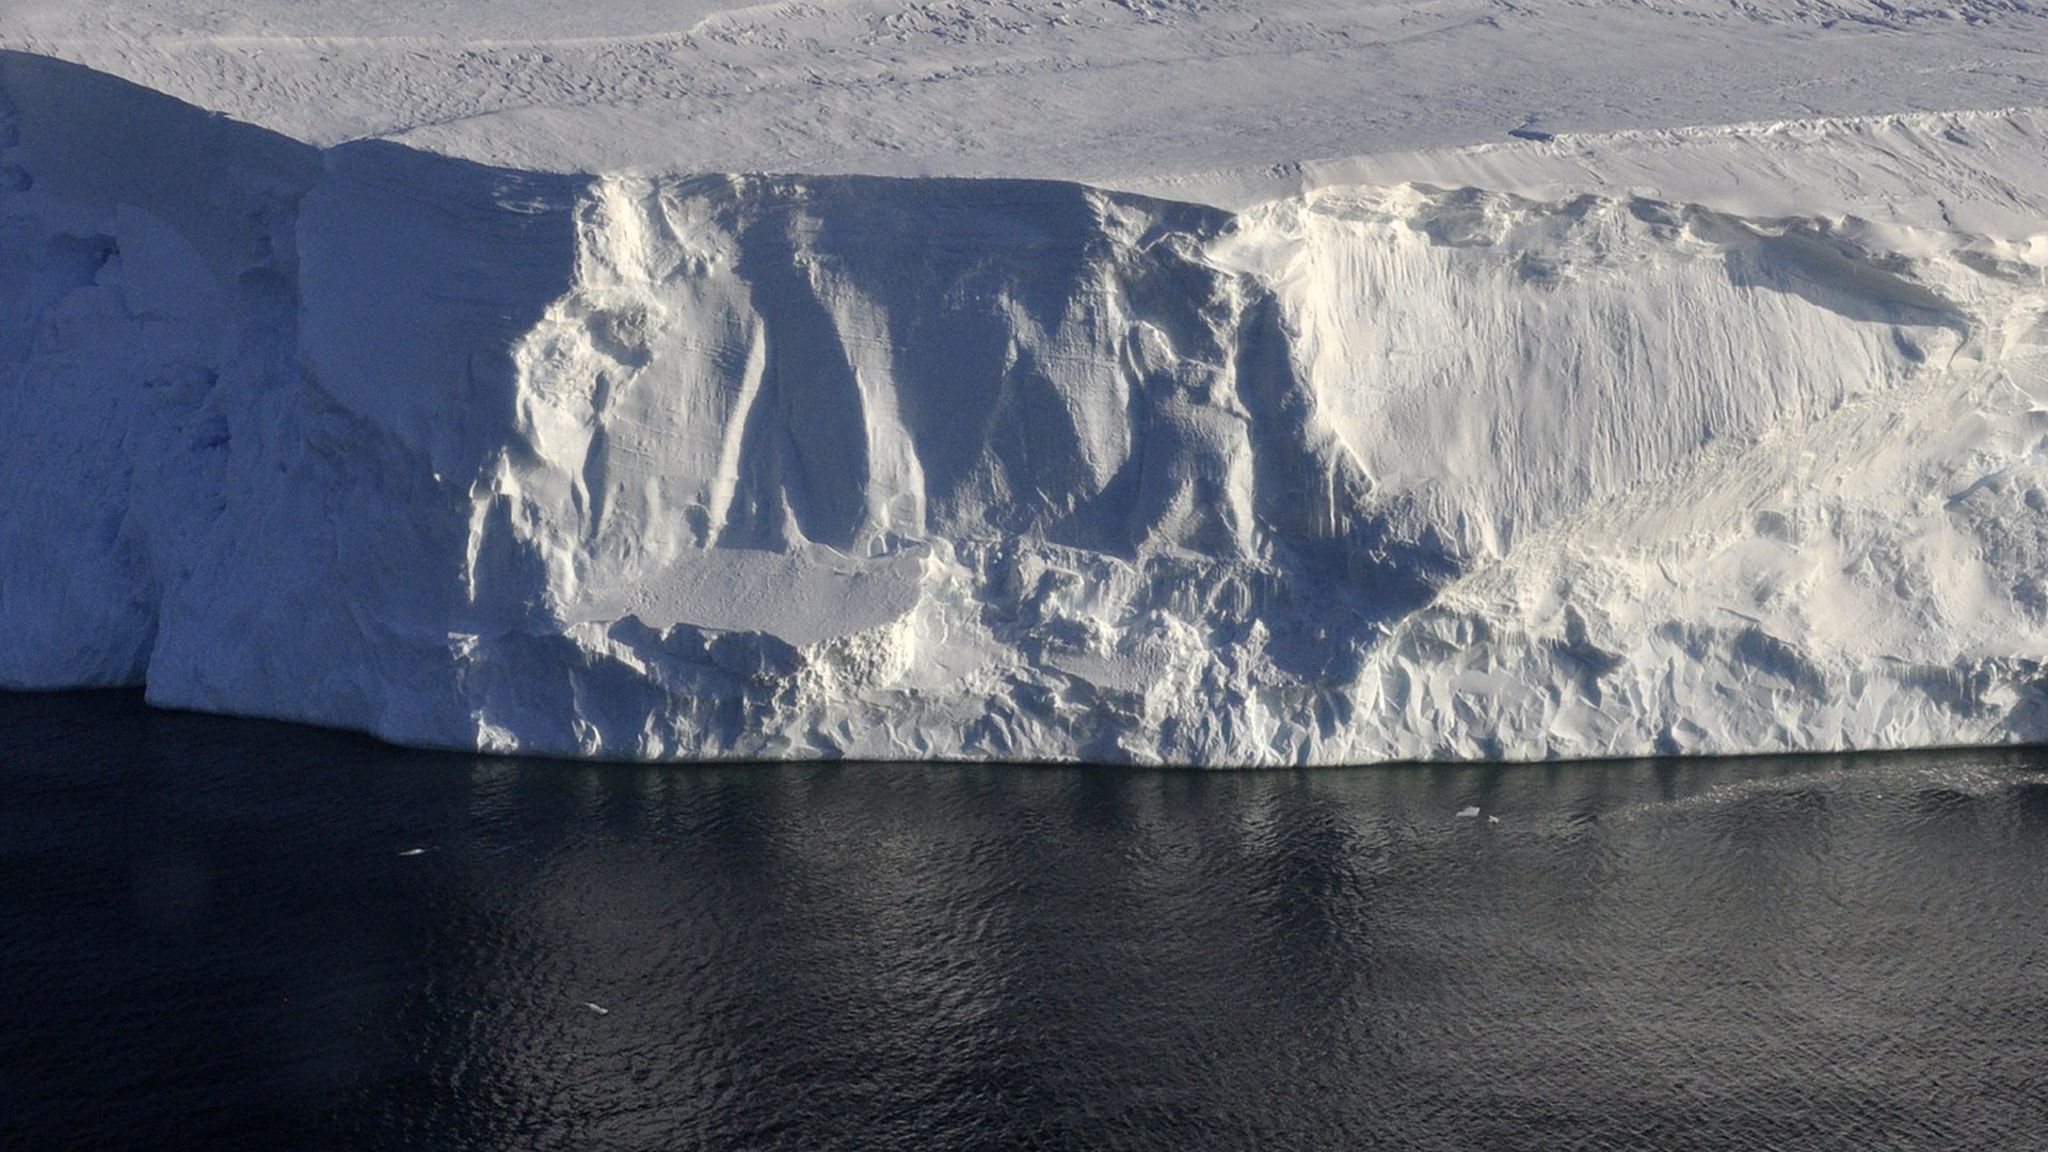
[3, 691, 2045, 1151]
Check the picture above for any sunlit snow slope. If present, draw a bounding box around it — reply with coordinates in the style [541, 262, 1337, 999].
[3, 47, 2046, 763]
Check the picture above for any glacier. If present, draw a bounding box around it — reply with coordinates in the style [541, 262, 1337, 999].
[3, 44, 2048, 764]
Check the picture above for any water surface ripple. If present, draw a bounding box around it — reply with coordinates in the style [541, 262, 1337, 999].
[3, 691, 2045, 1150]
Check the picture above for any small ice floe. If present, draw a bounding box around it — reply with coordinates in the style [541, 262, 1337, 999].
[583, 1002, 610, 1016]
[397, 848, 428, 857]
[1456, 806, 1482, 819]
[1488, 815, 1501, 825]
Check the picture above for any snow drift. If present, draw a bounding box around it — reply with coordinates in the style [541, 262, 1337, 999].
[4, 51, 2046, 763]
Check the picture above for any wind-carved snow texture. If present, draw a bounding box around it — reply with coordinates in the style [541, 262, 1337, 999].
[4, 50, 2047, 763]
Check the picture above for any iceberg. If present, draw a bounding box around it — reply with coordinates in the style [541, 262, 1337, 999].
[3, 26, 2046, 763]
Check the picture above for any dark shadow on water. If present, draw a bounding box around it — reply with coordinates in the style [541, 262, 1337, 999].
[4, 689, 2046, 1151]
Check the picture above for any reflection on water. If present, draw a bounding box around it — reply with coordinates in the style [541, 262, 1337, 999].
[3, 691, 2045, 1150]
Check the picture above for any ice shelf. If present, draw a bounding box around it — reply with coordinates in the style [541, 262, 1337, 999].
[4, 28, 2047, 763]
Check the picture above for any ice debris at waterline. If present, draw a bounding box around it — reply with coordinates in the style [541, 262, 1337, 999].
[3, 51, 2047, 765]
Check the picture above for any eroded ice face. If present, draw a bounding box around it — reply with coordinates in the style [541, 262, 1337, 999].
[3, 0, 2048, 764]
[6, 40, 2047, 763]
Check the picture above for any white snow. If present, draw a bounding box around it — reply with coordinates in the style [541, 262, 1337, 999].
[2, 3, 2046, 764]
[7, 0, 2047, 182]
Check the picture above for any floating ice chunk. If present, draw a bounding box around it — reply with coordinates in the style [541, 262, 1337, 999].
[1488, 815, 1501, 825]
[1456, 806, 1482, 819]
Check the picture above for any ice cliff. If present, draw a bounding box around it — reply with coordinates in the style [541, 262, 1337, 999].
[5, 51, 2047, 763]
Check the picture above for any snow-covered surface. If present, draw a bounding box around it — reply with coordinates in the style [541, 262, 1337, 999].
[7, 0, 2048, 182]
[2, 3, 2047, 763]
